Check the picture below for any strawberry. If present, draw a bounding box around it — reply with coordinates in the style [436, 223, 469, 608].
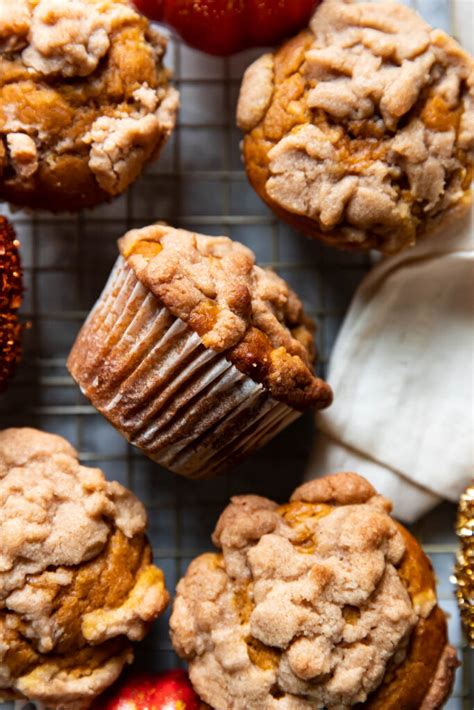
[132, 0, 319, 55]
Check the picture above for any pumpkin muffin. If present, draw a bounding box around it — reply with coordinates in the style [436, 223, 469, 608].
[68, 224, 332, 480]
[237, 0, 474, 254]
[171, 472, 458, 709]
[0, 0, 179, 212]
[0, 427, 169, 709]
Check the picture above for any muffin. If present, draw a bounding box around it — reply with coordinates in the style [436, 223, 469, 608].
[0, 216, 23, 390]
[237, 0, 474, 254]
[0, 427, 169, 709]
[0, 0, 179, 212]
[68, 224, 332, 480]
[171, 472, 458, 709]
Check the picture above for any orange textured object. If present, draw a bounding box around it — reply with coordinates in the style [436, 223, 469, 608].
[237, 1, 474, 254]
[0, 216, 22, 391]
[0, 427, 170, 706]
[171, 473, 459, 709]
[133, 0, 319, 56]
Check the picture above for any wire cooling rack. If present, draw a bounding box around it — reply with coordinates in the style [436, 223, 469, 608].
[1, 0, 472, 708]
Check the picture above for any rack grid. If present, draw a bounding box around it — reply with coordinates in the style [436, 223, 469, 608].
[1, 0, 472, 708]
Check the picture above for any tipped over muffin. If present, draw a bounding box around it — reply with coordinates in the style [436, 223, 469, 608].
[171, 472, 458, 709]
[0, 428, 169, 709]
[68, 224, 331, 480]
[238, 0, 474, 254]
[0, 0, 179, 212]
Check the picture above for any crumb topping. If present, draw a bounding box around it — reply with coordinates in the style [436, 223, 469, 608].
[171, 473, 437, 709]
[0, 428, 169, 709]
[119, 224, 332, 411]
[238, 0, 474, 254]
[21, 0, 119, 78]
[0, 0, 179, 211]
[0, 1, 30, 53]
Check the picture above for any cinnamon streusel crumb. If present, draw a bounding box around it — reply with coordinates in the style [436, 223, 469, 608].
[0, 428, 169, 709]
[171, 472, 457, 709]
[120, 224, 332, 411]
[0, 0, 179, 211]
[238, 0, 474, 254]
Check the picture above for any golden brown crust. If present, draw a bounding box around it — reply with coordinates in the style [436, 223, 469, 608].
[361, 525, 455, 709]
[396, 524, 437, 617]
[239, 2, 474, 254]
[2, 531, 146, 681]
[0, 0, 178, 212]
[0, 427, 169, 708]
[291, 470, 381, 506]
[363, 609, 456, 710]
[171, 472, 457, 709]
[119, 224, 332, 411]
[419, 644, 459, 710]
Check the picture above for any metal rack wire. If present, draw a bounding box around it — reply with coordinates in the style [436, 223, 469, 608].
[1, 0, 472, 708]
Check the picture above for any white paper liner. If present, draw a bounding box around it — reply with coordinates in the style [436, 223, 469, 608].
[68, 257, 300, 479]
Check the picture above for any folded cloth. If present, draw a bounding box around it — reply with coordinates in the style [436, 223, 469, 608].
[306, 207, 474, 523]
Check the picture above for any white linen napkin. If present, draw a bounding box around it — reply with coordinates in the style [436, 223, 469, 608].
[306, 208, 474, 523]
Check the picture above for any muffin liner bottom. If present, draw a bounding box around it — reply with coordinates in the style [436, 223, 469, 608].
[68, 258, 300, 479]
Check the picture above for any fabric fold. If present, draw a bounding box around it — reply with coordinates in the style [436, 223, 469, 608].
[306, 209, 474, 522]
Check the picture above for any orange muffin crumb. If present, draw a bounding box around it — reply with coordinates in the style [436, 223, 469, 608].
[0, 0, 179, 211]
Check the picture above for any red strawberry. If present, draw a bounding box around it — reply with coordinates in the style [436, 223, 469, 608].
[132, 0, 320, 56]
[94, 669, 207, 709]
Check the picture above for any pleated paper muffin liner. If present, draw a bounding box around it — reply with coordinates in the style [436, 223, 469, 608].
[68, 258, 300, 479]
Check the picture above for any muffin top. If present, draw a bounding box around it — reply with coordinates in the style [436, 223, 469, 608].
[238, 0, 474, 254]
[0, 0, 179, 211]
[0, 428, 169, 708]
[170, 472, 446, 710]
[120, 224, 332, 411]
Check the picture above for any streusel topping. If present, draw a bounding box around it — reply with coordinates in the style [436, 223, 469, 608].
[171, 473, 434, 709]
[120, 224, 332, 410]
[238, 0, 474, 253]
[0, 0, 179, 210]
[0, 428, 168, 709]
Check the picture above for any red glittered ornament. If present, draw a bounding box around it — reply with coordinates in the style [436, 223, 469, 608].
[0, 216, 23, 391]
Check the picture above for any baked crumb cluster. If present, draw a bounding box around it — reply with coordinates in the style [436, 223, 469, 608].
[171, 473, 435, 709]
[0, 0, 179, 211]
[120, 225, 332, 410]
[0, 428, 169, 709]
[238, 0, 474, 253]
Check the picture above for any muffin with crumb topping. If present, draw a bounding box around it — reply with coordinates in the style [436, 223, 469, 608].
[171, 472, 458, 709]
[68, 224, 332, 480]
[0, 0, 179, 212]
[238, 0, 474, 254]
[0, 427, 169, 709]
